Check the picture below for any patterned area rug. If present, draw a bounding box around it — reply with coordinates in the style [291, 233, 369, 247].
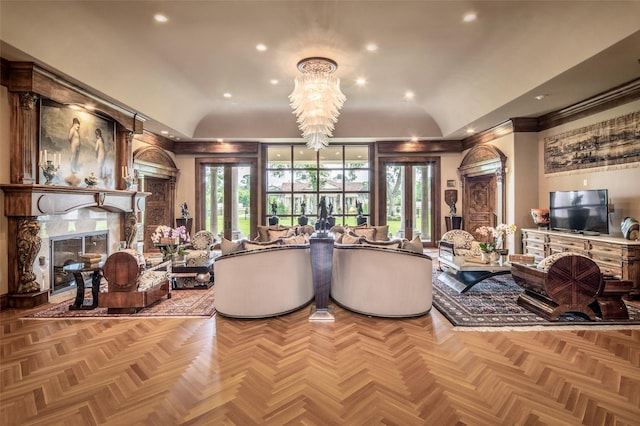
[27, 287, 216, 319]
[432, 271, 640, 330]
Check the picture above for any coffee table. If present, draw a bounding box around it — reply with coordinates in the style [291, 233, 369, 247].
[438, 256, 512, 293]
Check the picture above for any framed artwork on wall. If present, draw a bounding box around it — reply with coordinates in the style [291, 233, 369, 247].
[39, 99, 116, 188]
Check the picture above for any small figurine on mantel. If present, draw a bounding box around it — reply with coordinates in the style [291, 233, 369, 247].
[181, 202, 190, 219]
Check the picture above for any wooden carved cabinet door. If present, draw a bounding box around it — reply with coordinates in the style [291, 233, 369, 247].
[464, 175, 496, 237]
[143, 177, 174, 253]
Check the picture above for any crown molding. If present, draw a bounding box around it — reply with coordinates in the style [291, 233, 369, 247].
[377, 140, 463, 154]
[537, 78, 640, 130]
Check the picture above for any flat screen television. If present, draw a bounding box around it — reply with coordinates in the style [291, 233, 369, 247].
[549, 189, 609, 235]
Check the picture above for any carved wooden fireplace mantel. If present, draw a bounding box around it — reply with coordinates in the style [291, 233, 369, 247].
[1, 184, 149, 308]
[1, 184, 148, 216]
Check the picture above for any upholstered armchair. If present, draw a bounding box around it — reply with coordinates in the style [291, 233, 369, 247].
[511, 252, 633, 320]
[438, 230, 482, 269]
[99, 251, 170, 314]
[184, 230, 217, 266]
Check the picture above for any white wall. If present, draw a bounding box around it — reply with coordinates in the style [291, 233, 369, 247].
[439, 152, 464, 235]
[174, 154, 197, 225]
[537, 100, 640, 237]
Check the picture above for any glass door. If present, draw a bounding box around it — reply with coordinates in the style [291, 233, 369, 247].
[380, 158, 439, 246]
[196, 159, 257, 242]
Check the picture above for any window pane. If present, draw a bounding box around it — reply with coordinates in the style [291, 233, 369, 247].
[294, 194, 315, 217]
[413, 165, 432, 242]
[293, 148, 316, 167]
[345, 146, 369, 168]
[344, 169, 369, 192]
[345, 193, 369, 214]
[203, 166, 224, 237]
[318, 147, 343, 169]
[267, 194, 289, 216]
[386, 165, 403, 238]
[293, 170, 316, 191]
[265, 143, 371, 232]
[267, 170, 292, 192]
[267, 146, 291, 168]
[319, 170, 343, 191]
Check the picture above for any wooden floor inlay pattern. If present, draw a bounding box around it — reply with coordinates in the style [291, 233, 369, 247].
[1, 301, 639, 425]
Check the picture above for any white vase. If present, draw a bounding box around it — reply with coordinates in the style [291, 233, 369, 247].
[481, 252, 489, 263]
[489, 251, 500, 264]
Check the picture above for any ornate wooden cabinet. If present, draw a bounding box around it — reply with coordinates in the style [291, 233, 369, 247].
[521, 228, 640, 299]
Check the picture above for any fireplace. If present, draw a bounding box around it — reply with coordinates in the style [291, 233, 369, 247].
[50, 231, 109, 294]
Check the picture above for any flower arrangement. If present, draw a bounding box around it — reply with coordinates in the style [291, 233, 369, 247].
[151, 225, 190, 257]
[475, 223, 517, 253]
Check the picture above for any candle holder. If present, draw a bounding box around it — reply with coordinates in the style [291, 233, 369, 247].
[40, 160, 60, 185]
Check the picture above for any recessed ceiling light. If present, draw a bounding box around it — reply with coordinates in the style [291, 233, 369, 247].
[404, 91, 415, 100]
[154, 14, 168, 23]
[217, 138, 224, 143]
[256, 43, 267, 52]
[466, 128, 475, 134]
[270, 79, 279, 85]
[161, 130, 169, 135]
[356, 77, 367, 86]
[223, 93, 232, 98]
[84, 105, 95, 110]
[463, 12, 477, 22]
[410, 136, 418, 142]
[535, 94, 546, 100]
[366, 43, 378, 52]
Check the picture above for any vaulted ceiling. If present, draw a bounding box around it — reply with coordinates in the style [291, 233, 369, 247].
[1, 1, 639, 144]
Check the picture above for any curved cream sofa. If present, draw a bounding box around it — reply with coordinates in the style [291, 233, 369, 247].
[214, 245, 314, 318]
[331, 245, 433, 317]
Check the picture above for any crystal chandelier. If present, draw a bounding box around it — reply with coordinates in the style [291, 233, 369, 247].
[289, 57, 346, 150]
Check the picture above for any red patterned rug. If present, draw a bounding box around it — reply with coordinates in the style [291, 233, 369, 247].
[432, 271, 640, 329]
[26, 287, 216, 319]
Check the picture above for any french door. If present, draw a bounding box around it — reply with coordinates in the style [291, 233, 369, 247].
[379, 157, 440, 246]
[195, 158, 257, 242]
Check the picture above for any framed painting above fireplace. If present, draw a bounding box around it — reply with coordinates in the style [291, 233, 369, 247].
[39, 99, 116, 188]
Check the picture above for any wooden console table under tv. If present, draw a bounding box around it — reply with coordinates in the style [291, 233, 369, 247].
[521, 228, 640, 300]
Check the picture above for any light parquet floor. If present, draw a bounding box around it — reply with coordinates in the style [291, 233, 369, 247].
[1, 300, 640, 425]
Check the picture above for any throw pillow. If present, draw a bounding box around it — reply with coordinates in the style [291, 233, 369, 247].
[267, 228, 291, 241]
[342, 233, 364, 244]
[362, 238, 402, 249]
[244, 240, 282, 251]
[371, 225, 389, 241]
[221, 238, 246, 255]
[452, 234, 471, 249]
[191, 230, 215, 250]
[281, 235, 308, 245]
[256, 225, 290, 242]
[402, 235, 423, 254]
[297, 225, 315, 236]
[351, 227, 376, 240]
